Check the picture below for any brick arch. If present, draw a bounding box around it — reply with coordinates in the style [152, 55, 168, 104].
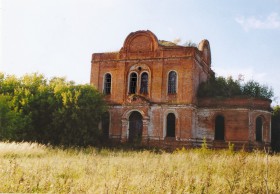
[129, 63, 151, 72]
[211, 112, 225, 122]
[255, 114, 266, 123]
[122, 109, 146, 120]
[121, 109, 149, 141]
[121, 30, 159, 52]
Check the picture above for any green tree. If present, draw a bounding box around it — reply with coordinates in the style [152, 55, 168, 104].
[198, 75, 273, 100]
[242, 80, 273, 99]
[51, 84, 107, 146]
[198, 75, 242, 98]
[0, 72, 107, 146]
[0, 95, 25, 140]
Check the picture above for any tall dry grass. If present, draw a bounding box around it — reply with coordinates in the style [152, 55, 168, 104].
[0, 142, 280, 193]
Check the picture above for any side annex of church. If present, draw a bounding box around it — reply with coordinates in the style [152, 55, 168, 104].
[90, 30, 271, 149]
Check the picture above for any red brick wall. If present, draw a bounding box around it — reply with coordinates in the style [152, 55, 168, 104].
[196, 108, 271, 142]
[90, 31, 211, 106]
[90, 30, 272, 147]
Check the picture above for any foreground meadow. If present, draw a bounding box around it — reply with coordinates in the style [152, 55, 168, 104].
[0, 142, 280, 193]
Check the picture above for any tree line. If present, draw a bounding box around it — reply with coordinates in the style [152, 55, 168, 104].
[1, 72, 280, 150]
[198, 74, 274, 99]
[0, 72, 107, 146]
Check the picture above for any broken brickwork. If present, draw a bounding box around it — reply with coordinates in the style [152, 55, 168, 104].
[90, 30, 271, 149]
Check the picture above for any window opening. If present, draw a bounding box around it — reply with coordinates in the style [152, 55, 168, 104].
[129, 73, 137, 94]
[103, 74, 111, 95]
[168, 71, 177, 94]
[140, 72, 148, 94]
[256, 117, 263, 142]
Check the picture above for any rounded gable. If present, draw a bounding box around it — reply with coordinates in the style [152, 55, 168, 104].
[198, 39, 211, 66]
[121, 30, 159, 52]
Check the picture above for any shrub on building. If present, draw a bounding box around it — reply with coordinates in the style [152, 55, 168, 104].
[198, 74, 274, 100]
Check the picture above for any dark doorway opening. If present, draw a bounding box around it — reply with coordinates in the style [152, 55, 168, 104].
[215, 115, 225, 140]
[128, 111, 143, 142]
[166, 113, 176, 137]
[256, 117, 263, 142]
[101, 112, 110, 139]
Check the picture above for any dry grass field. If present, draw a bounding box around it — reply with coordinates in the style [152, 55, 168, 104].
[0, 142, 280, 193]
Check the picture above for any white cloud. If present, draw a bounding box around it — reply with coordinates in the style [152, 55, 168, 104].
[235, 12, 280, 31]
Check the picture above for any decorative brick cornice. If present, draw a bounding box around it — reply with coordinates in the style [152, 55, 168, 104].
[198, 97, 272, 111]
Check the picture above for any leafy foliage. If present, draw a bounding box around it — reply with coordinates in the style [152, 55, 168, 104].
[0, 95, 26, 140]
[198, 74, 274, 100]
[242, 80, 274, 99]
[0, 72, 107, 146]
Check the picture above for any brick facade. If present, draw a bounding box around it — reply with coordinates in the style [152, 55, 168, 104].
[90, 30, 271, 149]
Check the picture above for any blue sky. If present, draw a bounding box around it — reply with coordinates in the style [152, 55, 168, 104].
[1, 0, 280, 104]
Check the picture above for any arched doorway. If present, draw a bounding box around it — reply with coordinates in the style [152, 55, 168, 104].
[128, 111, 143, 142]
[166, 113, 176, 137]
[215, 115, 225, 140]
[101, 112, 110, 138]
[256, 116, 263, 142]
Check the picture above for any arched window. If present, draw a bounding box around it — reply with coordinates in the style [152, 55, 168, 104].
[166, 113, 176, 137]
[168, 71, 177, 94]
[140, 72, 148, 94]
[129, 73, 137, 94]
[215, 115, 225, 140]
[256, 116, 263, 142]
[103, 73, 111, 95]
[101, 112, 110, 138]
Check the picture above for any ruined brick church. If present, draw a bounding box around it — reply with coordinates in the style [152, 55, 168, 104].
[90, 30, 271, 149]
